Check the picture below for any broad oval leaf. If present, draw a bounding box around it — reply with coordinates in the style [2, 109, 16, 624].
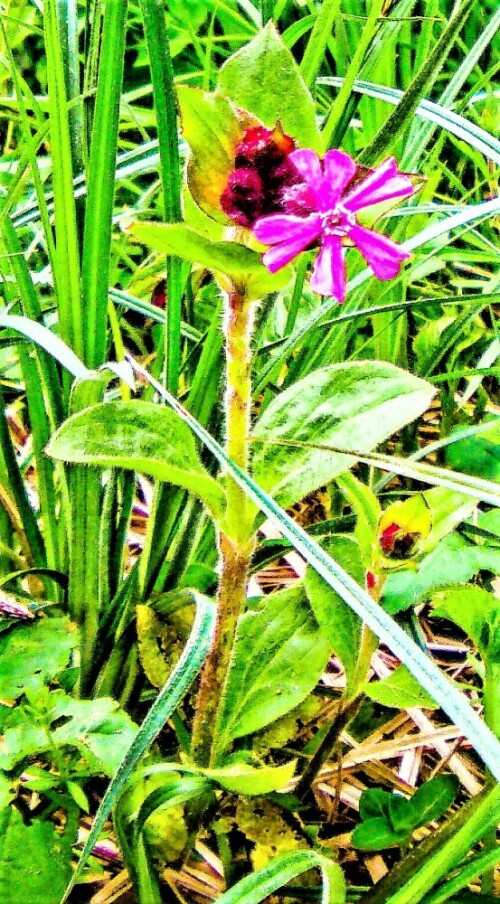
[253, 361, 435, 508]
[410, 775, 459, 828]
[363, 665, 438, 711]
[216, 585, 330, 755]
[0, 617, 77, 703]
[217, 21, 322, 152]
[46, 401, 225, 521]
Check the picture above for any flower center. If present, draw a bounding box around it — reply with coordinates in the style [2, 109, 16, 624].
[320, 203, 356, 236]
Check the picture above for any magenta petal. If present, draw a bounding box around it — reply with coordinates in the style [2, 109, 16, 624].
[319, 150, 357, 210]
[310, 235, 346, 301]
[258, 214, 323, 272]
[343, 157, 414, 212]
[253, 212, 321, 246]
[288, 149, 323, 188]
[349, 224, 410, 280]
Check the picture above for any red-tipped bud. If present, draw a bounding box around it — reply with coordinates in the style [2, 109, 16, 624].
[151, 278, 166, 310]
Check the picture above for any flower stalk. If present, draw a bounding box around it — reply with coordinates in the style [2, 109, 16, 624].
[192, 283, 256, 767]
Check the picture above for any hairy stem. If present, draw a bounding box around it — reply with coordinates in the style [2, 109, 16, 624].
[192, 284, 256, 767]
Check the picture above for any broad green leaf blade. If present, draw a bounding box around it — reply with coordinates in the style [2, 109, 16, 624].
[128, 222, 291, 297]
[253, 361, 435, 507]
[132, 361, 500, 785]
[411, 776, 459, 828]
[364, 665, 438, 711]
[218, 21, 322, 152]
[216, 849, 345, 904]
[61, 593, 215, 902]
[50, 694, 138, 776]
[46, 401, 225, 520]
[305, 536, 363, 691]
[432, 586, 500, 662]
[216, 586, 330, 755]
[352, 816, 409, 851]
[0, 807, 77, 904]
[0, 618, 77, 703]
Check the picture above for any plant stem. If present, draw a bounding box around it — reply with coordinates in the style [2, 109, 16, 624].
[191, 284, 256, 767]
[295, 696, 362, 800]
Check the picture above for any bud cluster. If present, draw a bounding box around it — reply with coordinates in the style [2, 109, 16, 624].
[220, 125, 308, 227]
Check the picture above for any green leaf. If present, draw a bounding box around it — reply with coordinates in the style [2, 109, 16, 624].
[217, 21, 322, 152]
[253, 361, 435, 508]
[359, 788, 392, 821]
[204, 760, 296, 796]
[62, 594, 215, 902]
[215, 849, 345, 904]
[364, 665, 438, 711]
[46, 401, 225, 521]
[410, 776, 459, 828]
[0, 808, 76, 903]
[305, 536, 363, 691]
[389, 795, 414, 833]
[445, 420, 500, 483]
[128, 222, 291, 298]
[382, 533, 500, 615]
[0, 618, 76, 703]
[177, 86, 255, 223]
[420, 487, 478, 555]
[49, 693, 138, 776]
[432, 586, 500, 663]
[352, 816, 409, 851]
[216, 586, 330, 753]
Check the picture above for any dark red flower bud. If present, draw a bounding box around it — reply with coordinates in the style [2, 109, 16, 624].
[366, 571, 378, 592]
[220, 168, 264, 227]
[379, 522, 400, 554]
[235, 126, 295, 170]
[151, 277, 166, 310]
[221, 124, 304, 228]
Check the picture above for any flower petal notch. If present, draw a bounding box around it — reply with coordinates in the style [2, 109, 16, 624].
[253, 149, 416, 302]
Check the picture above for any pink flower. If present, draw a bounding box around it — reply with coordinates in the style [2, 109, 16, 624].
[253, 149, 415, 302]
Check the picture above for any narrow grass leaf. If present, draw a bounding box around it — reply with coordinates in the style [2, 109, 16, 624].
[61, 593, 215, 902]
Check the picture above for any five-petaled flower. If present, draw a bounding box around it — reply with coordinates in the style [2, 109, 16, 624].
[253, 149, 415, 302]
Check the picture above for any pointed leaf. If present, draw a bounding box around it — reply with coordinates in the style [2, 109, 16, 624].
[128, 222, 291, 297]
[253, 361, 435, 509]
[216, 586, 330, 752]
[46, 401, 225, 520]
[218, 22, 322, 152]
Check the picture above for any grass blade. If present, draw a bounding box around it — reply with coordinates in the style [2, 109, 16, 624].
[217, 850, 345, 903]
[61, 592, 215, 902]
[299, 0, 342, 92]
[140, 0, 183, 393]
[360, 0, 475, 164]
[81, 0, 128, 368]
